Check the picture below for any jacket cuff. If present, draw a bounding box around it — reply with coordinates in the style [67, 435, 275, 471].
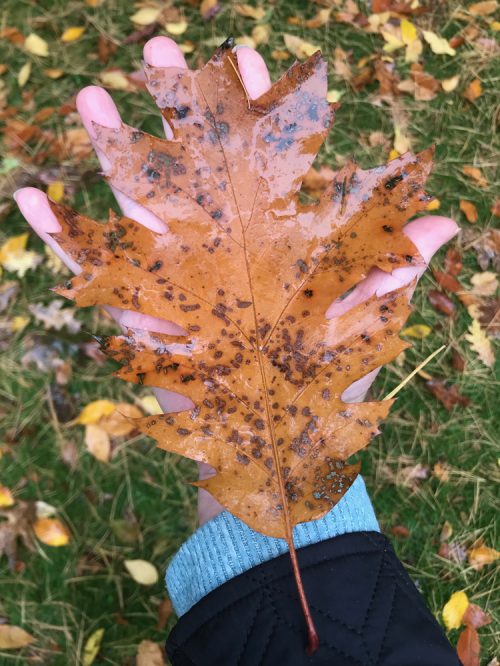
[166, 475, 379, 616]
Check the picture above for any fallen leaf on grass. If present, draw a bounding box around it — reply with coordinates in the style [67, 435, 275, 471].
[24, 33, 49, 57]
[428, 290, 455, 316]
[235, 3, 266, 20]
[0, 625, 36, 649]
[157, 598, 173, 630]
[426, 379, 470, 410]
[402, 324, 432, 338]
[17, 61, 31, 88]
[200, 0, 221, 21]
[391, 524, 410, 538]
[305, 8, 332, 29]
[432, 269, 461, 293]
[433, 461, 450, 482]
[457, 626, 481, 666]
[138, 395, 162, 415]
[137, 640, 165, 666]
[463, 603, 492, 629]
[124, 559, 159, 585]
[422, 30, 456, 56]
[83, 628, 104, 666]
[443, 590, 469, 630]
[110, 519, 140, 544]
[451, 348, 466, 371]
[0, 232, 42, 277]
[84, 424, 111, 463]
[0, 281, 18, 313]
[465, 319, 495, 368]
[467, 543, 499, 570]
[441, 75, 460, 92]
[462, 166, 488, 187]
[33, 517, 70, 546]
[98, 403, 143, 437]
[76, 400, 116, 425]
[61, 26, 86, 42]
[439, 541, 468, 563]
[445, 247, 463, 275]
[460, 200, 478, 223]
[469, 0, 498, 14]
[470, 271, 498, 296]
[463, 78, 483, 102]
[47, 181, 65, 203]
[0, 487, 15, 507]
[283, 34, 320, 59]
[99, 69, 134, 91]
[130, 8, 162, 25]
[29, 300, 81, 333]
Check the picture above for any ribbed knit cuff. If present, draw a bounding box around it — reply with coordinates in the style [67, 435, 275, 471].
[166, 475, 378, 616]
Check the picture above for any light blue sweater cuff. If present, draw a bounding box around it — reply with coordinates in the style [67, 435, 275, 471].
[166, 475, 379, 616]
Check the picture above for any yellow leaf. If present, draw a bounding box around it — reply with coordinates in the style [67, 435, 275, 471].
[401, 19, 418, 45]
[388, 148, 400, 161]
[61, 26, 86, 42]
[405, 38, 422, 63]
[98, 402, 143, 437]
[0, 486, 15, 507]
[422, 30, 456, 56]
[18, 61, 31, 88]
[468, 544, 500, 570]
[470, 271, 498, 295]
[165, 21, 188, 35]
[326, 89, 344, 103]
[138, 395, 162, 415]
[235, 35, 256, 48]
[381, 30, 404, 52]
[252, 24, 271, 45]
[465, 318, 495, 368]
[33, 517, 70, 546]
[76, 399, 116, 425]
[0, 233, 42, 278]
[83, 628, 105, 666]
[47, 181, 64, 203]
[45, 245, 67, 274]
[0, 625, 36, 650]
[11, 315, 30, 332]
[86, 0, 103, 5]
[394, 124, 411, 154]
[462, 165, 487, 187]
[44, 68, 64, 79]
[491, 20, 500, 30]
[24, 33, 49, 57]
[426, 198, 440, 210]
[441, 75, 460, 92]
[130, 7, 161, 25]
[283, 34, 320, 60]
[124, 559, 159, 585]
[99, 70, 130, 90]
[85, 424, 111, 462]
[235, 4, 266, 19]
[402, 324, 432, 339]
[442, 591, 469, 630]
[179, 41, 195, 54]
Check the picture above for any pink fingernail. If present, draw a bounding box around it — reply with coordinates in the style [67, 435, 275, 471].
[14, 187, 62, 233]
[76, 86, 121, 140]
[143, 36, 187, 68]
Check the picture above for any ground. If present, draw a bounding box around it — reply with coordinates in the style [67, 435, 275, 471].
[0, 0, 498, 664]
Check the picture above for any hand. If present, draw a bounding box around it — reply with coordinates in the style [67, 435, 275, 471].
[14, 37, 458, 525]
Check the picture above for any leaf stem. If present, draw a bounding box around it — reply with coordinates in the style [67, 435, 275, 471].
[287, 534, 319, 655]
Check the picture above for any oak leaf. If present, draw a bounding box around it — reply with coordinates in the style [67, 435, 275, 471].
[42, 41, 434, 647]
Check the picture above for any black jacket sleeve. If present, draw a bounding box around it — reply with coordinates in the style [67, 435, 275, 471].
[166, 531, 460, 665]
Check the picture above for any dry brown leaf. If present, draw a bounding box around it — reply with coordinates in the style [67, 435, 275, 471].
[463, 603, 492, 629]
[305, 8, 332, 29]
[234, 4, 266, 20]
[283, 34, 320, 59]
[426, 379, 470, 410]
[469, 1, 498, 15]
[0, 625, 36, 650]
[137, 640, 165, 665]
[462, 166, 488, 187]
[85, 424, 111, 462]
[41, 43, 435, 647]
[460, 199, 479, 223]
[465, 319, 495, 367]
[468, 543, 500, 570]
[463, 78, 483, 102]
[457, 626, 480, 666]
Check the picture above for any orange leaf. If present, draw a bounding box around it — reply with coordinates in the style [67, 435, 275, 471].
[462, 166, 488, 187]
[460, 200, 478, 223]
[39, 41, 435, 650]
[33, 517, 70, 546]
[457, 626, 480, 666]
[463, 78, 482, 102]
[468, 544, 500, 570]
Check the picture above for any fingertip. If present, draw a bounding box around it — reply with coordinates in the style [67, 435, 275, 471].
[235, 46, 271, 100]
[14, 187, 62, 233]
[143, 36, 188, 68]
[404, 215, 459, 264]
[76, 85, 121, 139]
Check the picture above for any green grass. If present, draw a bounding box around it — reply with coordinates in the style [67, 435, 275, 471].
[0, 0, 498, 663]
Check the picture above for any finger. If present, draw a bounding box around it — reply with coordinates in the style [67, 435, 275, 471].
[331, 215, 459, 403]
[76, 86, 167, 233]
[234, 45, 272, 99]
[326, 215, 459, 318]
[143, 36, 188, 139]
